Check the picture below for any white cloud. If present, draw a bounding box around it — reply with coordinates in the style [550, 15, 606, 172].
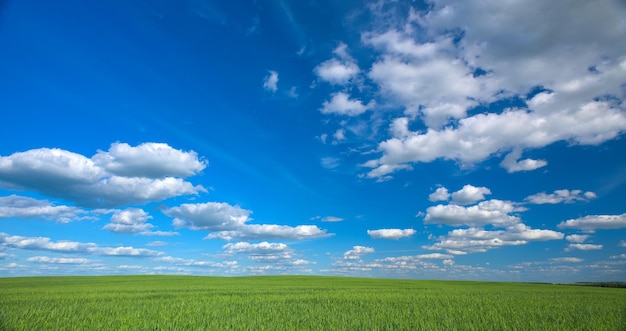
[550, 257, 583, 263]
[450, 185, 491, 205]
[320, 157, 340, 170]
[222, 241, 289, 255]
[166, 202, 331, 241]
[314, 43, 360, 85]
[424, 225, 563, 254]
[0, 195, 88, 223]
[263, 70, 278, 92]
[565, 234, 589, 243]
[0, 232, 163, 257]
[93, 142, 206, 178]
[526, 189, 597, 204]
[365, 102, 626, 179]
[558, 213, 626, 232]
[567, 244, 603, 251]
[204, 224, 330, 241]
[611, 254, 626, 259]
[0, 144, 206, 207]
[102, 208, 177, 236]
[425, 199, 519, 227]
[333, 129, 346, 142]
[620, 240, 626, 247]
[500, 149, 547, 173]
[359, 1, 626, 179]
[321, 216, 343, 222]
[321, 92, 373, 116]
[343, 246, 374, 260]
[26, 256, 94, 264]
[367, 228, 415, 240]
[315, 59, 360, 85]
[104, 208, 153, 234]
[222, 241, 312, 266]
[428, 187, 449, 202]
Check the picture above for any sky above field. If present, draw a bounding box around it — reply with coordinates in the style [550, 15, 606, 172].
[1, 0, 626, 282]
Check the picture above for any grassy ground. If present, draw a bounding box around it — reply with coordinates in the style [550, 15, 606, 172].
[1, 275, 624, 330]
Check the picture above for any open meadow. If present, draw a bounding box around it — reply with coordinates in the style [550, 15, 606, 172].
[0, 275, 624, 330]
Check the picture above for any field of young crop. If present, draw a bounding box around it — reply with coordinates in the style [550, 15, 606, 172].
[0, 275, 624, 330]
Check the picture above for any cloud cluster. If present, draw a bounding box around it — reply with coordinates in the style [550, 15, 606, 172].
[165, 202, 331, 241]
[0, 232, 163, 257]
[422, 185, 563, 254]
[223, 241, 311, 266]
[356, 1, 626, 179]
[0, 143, 206, 207]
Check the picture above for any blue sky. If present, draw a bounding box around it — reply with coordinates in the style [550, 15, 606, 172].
[1, 0, 626, 282]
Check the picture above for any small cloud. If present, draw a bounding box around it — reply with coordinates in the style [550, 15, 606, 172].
[526, 189, 596, 204]
[146, 241, 168, 247]
[321, 216, 344, 222]
[263, 70, 279, 92]
[367, 228, 415, 240]
[566, 243, 603, 251]
[343, 246, 374, 260]
[565, 234, 589, 243]
[450, 185, 491, 205]
[550, 257, 584, 263]
[429, 187, 450, 202]
[321, 157, 340, 170]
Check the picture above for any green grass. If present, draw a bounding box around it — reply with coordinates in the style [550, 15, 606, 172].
[1, 275, 624, 330]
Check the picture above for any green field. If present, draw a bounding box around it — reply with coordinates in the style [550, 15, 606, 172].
[1, 275, 624, 330]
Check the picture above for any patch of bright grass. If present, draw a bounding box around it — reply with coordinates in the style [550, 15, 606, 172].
[0, 275, 624, 330]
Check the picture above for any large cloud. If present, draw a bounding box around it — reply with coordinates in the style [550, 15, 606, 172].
[0, 143, 206, 207]
[165, 202, 331, 241]
[92, 142, 206, 178]
[359, 0, 626, 179]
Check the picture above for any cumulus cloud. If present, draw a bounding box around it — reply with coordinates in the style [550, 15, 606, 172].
[450, 185, 491, 205]
[365, 103, 626, 179]
[166, 202, 331, 241]
[222, 241, 312, 266]
[0, 232, 163, 257]
[0, 195, 89, 223]
[425, 199, 519, 227]
[343, 246, 374, 260]
[26, 256, 94, 264]
[558, 213, 626, 232]
[550, 257, 583, 263]
[359, 1, 626, 180]
[567, 244, 603, 251]
[423, 188, 563, 254]
[103, 208, 178, 236]
[367, 228, 415, 240]
[92, 142, 206, 178]
[565, 234, 589, 243]
[424, 225, 563, 254]
[525, 189, 596, 204]
[428, 187, 450, 202]
[321, 92, 373, 116]
[0, 143, 206, 207]
[314, 43, 360, 85]
[263, 70, 279, 92]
